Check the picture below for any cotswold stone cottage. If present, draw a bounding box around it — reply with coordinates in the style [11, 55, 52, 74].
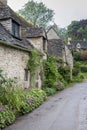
[68, 39, 87, 52]
[47, 26, 64, 59]
[0, 0, 47, 88]
[47, 26, 73, 68]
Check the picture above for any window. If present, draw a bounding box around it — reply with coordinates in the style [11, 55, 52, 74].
[12, 20, 20, 38]
[76, 43, 81, 49]
[24, 69, 29, 81]
[43, 38, 46, 51]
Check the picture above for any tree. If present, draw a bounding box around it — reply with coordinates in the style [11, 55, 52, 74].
[18, 0, 55, 29]
[67, 19, 87, 40]
[57, 27, 67, 42]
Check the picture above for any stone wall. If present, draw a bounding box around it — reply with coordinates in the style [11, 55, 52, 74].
[27, 37, 44, 52]
[65, 45, 73, 68]
[0, 43, 30, 88]
[0, 19, 12, 33]
[47, 28, 60, 40]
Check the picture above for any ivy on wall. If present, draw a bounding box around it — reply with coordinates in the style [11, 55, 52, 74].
[27, 49, 42, 87]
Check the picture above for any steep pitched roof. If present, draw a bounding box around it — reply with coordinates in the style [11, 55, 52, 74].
[70, 40, 87, 49]
[47, 26, 60, 40]
[0, 23, 33, 49]
[25, 27, 47, 38]
[0, 5, 33, 27]
[48, 39, 64, 58]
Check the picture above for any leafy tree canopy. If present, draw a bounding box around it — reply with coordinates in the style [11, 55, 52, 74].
[18, 0, 55, 29]
[67, 19, 87, 40]
[57, 27, 67, 42]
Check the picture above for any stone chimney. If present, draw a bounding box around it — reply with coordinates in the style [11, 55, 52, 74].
[0, 0, 7, 5]
[68, 37, 72, 45]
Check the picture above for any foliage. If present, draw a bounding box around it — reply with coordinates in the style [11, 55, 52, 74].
[0, 85, 47, 129]
[0, 71, 5, 85]
[57, 27, 67, 41]
[73, 62, 81, 72]
[27, 49, 42, 73]
[0, 70, 47, 129]
[73, 52, 81, 61]
[43, 87, 56, 96]
[0, 104, 15, 129]
[80, 66, 87, 73]
[58, 66, 71, 83]
[55, 80, 65, 91]
[19, 88, 47, 115]
[27, 49, 42, 87]
[80, 51, 87, 60]
[71, 73, 84, 83]
[73, 51, 87, 61]
[43, 56, 59, 88]
[18, 0, 55, 29]
[0, 86, 25, 111]
[67, 19, 87, 40]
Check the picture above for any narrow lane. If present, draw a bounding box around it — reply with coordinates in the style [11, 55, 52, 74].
[5, 82, 87, 130]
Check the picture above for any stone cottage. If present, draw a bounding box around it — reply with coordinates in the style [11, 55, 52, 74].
[47, 25, 73, 68]
[47, 26, 65, 60]
[68, 39, 87, 52]
[0, 0, 47, 88]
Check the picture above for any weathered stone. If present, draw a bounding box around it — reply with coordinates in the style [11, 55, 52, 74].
[0, 43, 30, 88]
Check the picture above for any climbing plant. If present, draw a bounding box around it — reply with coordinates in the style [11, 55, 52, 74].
[27, 49, 42, 87]
[43, 56, 59, 88]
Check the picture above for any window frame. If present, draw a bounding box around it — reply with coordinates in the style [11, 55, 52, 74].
[24, 69, 29, 81]
[12, 20, 20, 38]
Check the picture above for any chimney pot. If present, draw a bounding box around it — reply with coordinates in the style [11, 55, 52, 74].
[0, 0, 7, 5]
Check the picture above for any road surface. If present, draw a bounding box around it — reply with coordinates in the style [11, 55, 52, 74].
[5, 82, 87, 130]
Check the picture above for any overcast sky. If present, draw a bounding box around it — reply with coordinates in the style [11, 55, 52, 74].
[8, 0, 87, 28]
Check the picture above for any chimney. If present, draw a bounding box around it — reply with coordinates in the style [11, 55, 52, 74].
[0, 0, 7, 5]
[68, 37, 71, 45]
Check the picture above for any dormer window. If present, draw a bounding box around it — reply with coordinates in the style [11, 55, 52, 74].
[12, 20, 20, 38]
[76, 43, 81, 49]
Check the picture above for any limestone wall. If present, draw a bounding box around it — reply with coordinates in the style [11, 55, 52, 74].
[65, 45, 73, 68]
[0, 44, 30, 88]
[47, 28, 60, 40]
[0, 19, 12, 33]
[27, 37, 43, 52]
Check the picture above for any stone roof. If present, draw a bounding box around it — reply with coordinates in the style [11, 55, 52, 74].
[0, 5, 33, 27]
[0, 23, 33, 49]
[0, 4, 47, 38]
[25, 27, 46, 38]
[70, 40, 87, 49]
[48, 39, 64, 58]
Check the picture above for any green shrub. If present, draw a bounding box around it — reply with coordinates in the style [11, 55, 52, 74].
[71, 73, 84, 83]
[19, 101, 32, 115]
[0, 104, 15, 129]
[43, 87, 56, 96]
[0, 86, 25, 111]
[80, 66, 87, 73]
[26, 89, 47, 109]
[43, 56, 59, 88]
[58, 66, 71, 83]
[72, 62, 82, 76]
[73, 52, 81, 61]
[55, 80, 65, 91]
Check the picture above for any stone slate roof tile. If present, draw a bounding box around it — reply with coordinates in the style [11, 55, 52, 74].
[0, 5, 46, 38]
[0, 6, 33, 27]
[0, 23, 33, 49]
[48, 39, 64, 58]
[70, 41, 87, 49]
[25, 27, 46, 38]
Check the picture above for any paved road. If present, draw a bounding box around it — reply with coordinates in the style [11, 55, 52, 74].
[5, 82, 87, 130]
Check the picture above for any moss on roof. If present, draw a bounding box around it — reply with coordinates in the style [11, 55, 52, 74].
[0, 40, 31, 52]
[15, 13, 34, 27]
